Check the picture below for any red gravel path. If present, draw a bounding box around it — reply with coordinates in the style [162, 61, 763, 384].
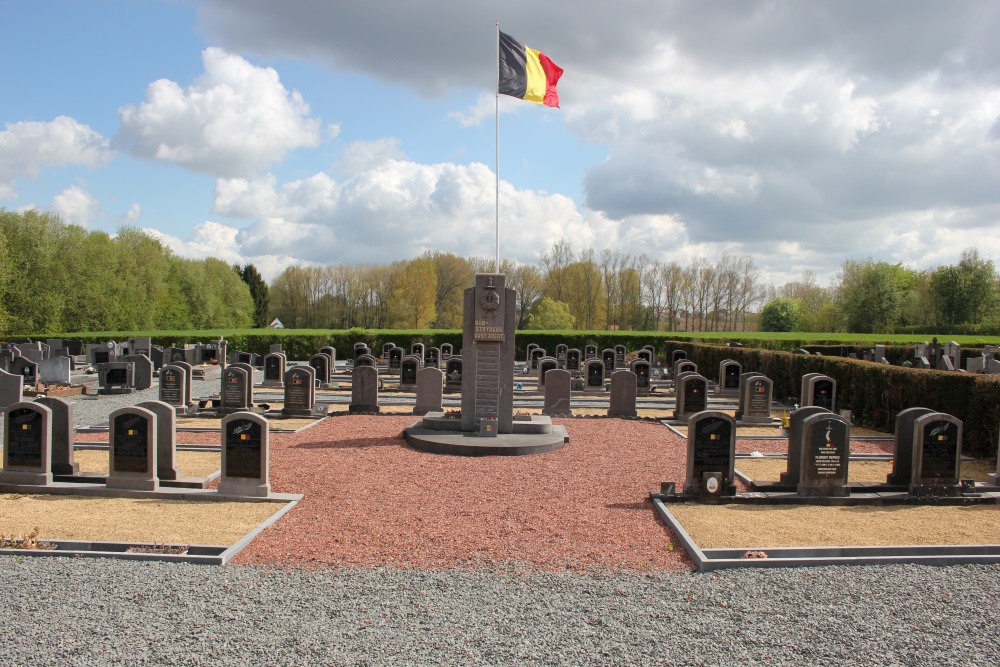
[232, 416, 693, 571]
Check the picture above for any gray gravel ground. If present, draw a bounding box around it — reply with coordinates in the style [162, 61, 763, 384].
[0, 558, 998, 666]
[4, 370, 1000, 665]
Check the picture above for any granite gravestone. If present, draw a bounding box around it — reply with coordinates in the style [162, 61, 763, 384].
[779, 406, 830, 485]
[601, 349, 616, 377]
[741, 376, 774, 424]
[525, 343, 538, 365]
[733, 372, 764, 421]
[122, 354, 153, 390]
[399, 356, 420, 390]
[440, 343, 453, 360]
[885, 407, 935, 485]
[555, 344, 568, 368]
[543, 368, 573, 417]
[801, 374, 836, 412]
[320, 346, 337, 367]
[537, 357, 558, 385]
[382, 342, 396, 360]
[0, 368, 24, 410]
[673, 359, 697, 380]
[138, 400, 182, 481]
[460, 273, 516, 434]
[0, 402, 53, 485]
[413, 367, 443, 415]
[718, 360, 741, 398]
[98, 361, 134, 395]
[349, 365, 380, 414]
[387, 347, 404, 376]
[37, 357, 71, 384]
[566, 349, 582, 376]
[425, 347, 440, 368]
[410, 343, 425, 362]
[674, 374, 708, 421]
[671, 349, 687, 365]
[355, 354, 377, 369]
[530, 347, 546, 371]
[607, 370, 638, 418]
[683, 411, 737, 497]
[170, 361, 194, 406]
[910, 413, 963, 496]
[219, 365, 251, 414]
[218, 412, 271, 497]
[155, 365, 185, 409]
[584, 360, 605, 392]
[34, 396, 77, 476]
[445, 357, 463, 393]
[614, 345, 627, 369]
[309, 354, 331, 386]
[630, 359, 651, 396]
[262, 353, 286, 388]
[584, 344, 598, 361]
[10, 357, 37, 387]
[797, 413, 850, 497]
[107, 407, 158, 491]
[282, 366, 316, 416]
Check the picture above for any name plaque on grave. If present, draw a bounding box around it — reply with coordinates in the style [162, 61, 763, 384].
[724, 366, 740, 389]
[286, 375, 309, 409]
[694, 418, 732, 470]
[160, 370, 182, 404]
[226, 419, 262, 479]
[748, 382, 769, 412]
[684, 380, 706, 413]
[223, 373, 244, 405]
[919, 420, 959, 479]
[8, 408, 43, 467]
[814, 381, 834, 410]
[807, 421, 847, 479]
[113, 414, 149, 473]
[265, 357, 281, 381]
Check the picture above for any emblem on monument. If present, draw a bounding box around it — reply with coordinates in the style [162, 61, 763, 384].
[480, 276, 501, 318]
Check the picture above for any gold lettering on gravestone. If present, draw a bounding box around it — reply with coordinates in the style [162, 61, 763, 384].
[474, 320, 504, 342]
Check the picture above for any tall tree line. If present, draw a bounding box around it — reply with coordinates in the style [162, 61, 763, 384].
[269, 242, 767, 332]
[0, 209, 255, 335]
[761, 249, 1000, 333]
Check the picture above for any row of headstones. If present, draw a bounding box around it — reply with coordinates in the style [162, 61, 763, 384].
[526, 344, 662, 374]
[0, 398, 270, 497]
[682, 407, 965, 498]
[158, 361, 321, 417]
[383, 343, 456, 375]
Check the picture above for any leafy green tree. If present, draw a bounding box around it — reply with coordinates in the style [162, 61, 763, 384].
[834, 259, 917, 333]
[928, 248, 998, 325]
[759, 297, 801, 332]
[236, 263, 270, 328]
[526, 297, 575, 330]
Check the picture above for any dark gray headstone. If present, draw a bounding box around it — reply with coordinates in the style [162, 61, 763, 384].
[412, 367, 442, 416]
[630, 360, 651, 396]
[797, 413, 850, 497]
[37, 357, 71, 384]
[779, 406, 830, 485]
[718, 360, 741, 397]
[263, 353, 286, 387]
[97, 361, 134, 395]
[122, 354, 153, 390]
[10, 357, 38, 387]
[537, 357, 558, 385]
[886, 407, 935, 485]
[350, 365, 381, 414]
[910, 413, 963, 496]
[543, 368, 573, 417]
[282, 366, 316, 416]
[0, 402, 53, 485]
[107, 407, 158, 491]
[0, 368, 24, 410]
[683, 411, 736, 497]
[741, 376, 773, 424]
[584, 360, 605, 391]
[34, 396, 77, 476]
[399, 356, 420, 389]
[674, 374, 708, 421]
[137, 400, 181, 481]
[220, 366, 251, 414]
[607, 370, 637, 418]
[309, 354, 331, 385]
[218, 412, 271, 497]
[387, 347, 404, 375]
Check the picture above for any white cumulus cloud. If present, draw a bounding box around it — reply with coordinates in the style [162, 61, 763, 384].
[51, 185, 101, 227]
[117, 47, 324, 177]
[0, 116, 111, 198]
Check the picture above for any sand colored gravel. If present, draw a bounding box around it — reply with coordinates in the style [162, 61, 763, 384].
[0, 495, 283, 545]
[735, 457, 998, 484]
[667, 503, 1000, 548]
[73, 450, 220, 478]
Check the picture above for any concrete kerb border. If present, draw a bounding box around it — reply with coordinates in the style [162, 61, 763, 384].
[0, 484, 302, 565]
[651, 496, 1000, 571]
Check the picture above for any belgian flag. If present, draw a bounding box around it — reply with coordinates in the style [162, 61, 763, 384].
[498, 31, 563, 108]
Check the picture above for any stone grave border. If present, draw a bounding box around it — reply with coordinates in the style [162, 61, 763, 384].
[0, 485, 301, 565]
[650, 496, 1000, 571]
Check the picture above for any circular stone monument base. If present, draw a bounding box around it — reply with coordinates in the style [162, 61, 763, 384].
[403, 413, 569, 456]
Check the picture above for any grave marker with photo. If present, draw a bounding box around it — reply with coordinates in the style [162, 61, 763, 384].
[683, 411, 736, 497]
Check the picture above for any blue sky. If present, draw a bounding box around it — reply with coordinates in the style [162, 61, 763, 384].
[3, 0, 1000, 285]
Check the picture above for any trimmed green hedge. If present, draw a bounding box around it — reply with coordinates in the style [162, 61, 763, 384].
[672, 341, 1000, 458]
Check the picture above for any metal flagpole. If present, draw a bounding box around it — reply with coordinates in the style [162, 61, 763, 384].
[495, 21, 500, 273]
